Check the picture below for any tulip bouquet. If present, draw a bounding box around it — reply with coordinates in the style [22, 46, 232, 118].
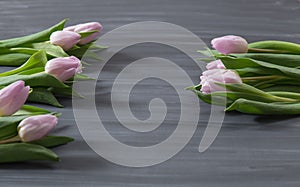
[0, 81, 73, 163]
[0, 19, 104, 163]
[0, 19, 104, 107]
[0, 19, 103, 65]
[188, 35, 300, 115]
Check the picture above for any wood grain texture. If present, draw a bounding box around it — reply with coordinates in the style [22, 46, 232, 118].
[1, 0, 300, 186]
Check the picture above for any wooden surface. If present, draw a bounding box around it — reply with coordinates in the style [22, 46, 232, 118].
[1, 0, 300, 186]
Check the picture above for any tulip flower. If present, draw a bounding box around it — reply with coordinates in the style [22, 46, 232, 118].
[45, 56, 82, 82]
[64, 22, 102, 45]
[211, 35, 248, 55]
[0, 81, 30, 116]
[50, 30, 81, 51]
[206, 59, 225, 70]
[18, 114, 58, 142]
[63, 25, 77, 32]
[200, 69, 242, 94]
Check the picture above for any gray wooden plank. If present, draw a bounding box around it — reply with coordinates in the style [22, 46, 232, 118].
[0, 0, 300, 186]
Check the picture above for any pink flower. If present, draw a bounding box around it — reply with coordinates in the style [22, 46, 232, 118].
[45, 56, 82, 82]
[211, 35, 248, 55]
[50, 31, 81, 51]
[0, 81, 30, 116]
[64, 22, 102, 45]
[18, 114, 58, 142]
[63, 25, 78, 32]
[206, 59, 225, 70]
[200, 69, 242, 94]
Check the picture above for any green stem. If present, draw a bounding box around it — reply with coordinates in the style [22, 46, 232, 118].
[271, 95, 298, 102]
[0, 136, 21, 144]
[247, 47, 290, 53]
[242, 75, 284, 81]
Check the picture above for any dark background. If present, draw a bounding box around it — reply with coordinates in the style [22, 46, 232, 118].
[1, 0, 300, 186]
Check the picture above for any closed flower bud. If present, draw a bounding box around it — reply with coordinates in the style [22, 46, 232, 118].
[0, 81, 30, 116]
[50, 31, 81, 51]
[18, 114, 58, 142]
[64, 22, 102, 45]
[206, 59, 225, 70]
[45, 56, 82, 82]
[63, 25, 77, 32]
[200, 69, 242, 94]
[211, 35, 248, 55]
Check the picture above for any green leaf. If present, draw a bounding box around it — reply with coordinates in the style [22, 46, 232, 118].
[211, 91, 287, 104]
[74, 73, 94, 81]
[0, 53, 31, 66]
[253, 78, 300, 89]
[74, 43, 107, 60]
[197, 57, 216, 63]
[186, 85, 230, 106]
[0, 19, 68, 48]
[219, 56, 300, 79]
[0, 72, 69, 89]
[30, 136, 74, 148]
[0, 143, 59, 163]
[262, 85, 300, 93]
[221, 83, 271, 96]
[218, 56, 260, 68]
[221, 83, 297, 102]
[187, 83, 297, 108]
[268, 91, 300, 100]
[235, 67, 273, 77]
[226, 98, 300, 115]
[231, 53, 300, 68]
[194, 90, 229, 106]
[197, 49, 220, 57]
[0, 106, 52, 140]
[9, 47, 39, 55]
[0, 50, 47, 77]
[17, 67, 45, 75]
[248, 40, 300, 54]
[28, 87, 63, 107]
[14, 105, 51, 116]
[89, 44, 108, 51]
[67, 42, 93, 59]
[83, 51, 102, 61]
[30, 42, 69, 57]
[0, 116, 26, 140]
[79, 30, 99, 38]
[49, 86, 80, 97]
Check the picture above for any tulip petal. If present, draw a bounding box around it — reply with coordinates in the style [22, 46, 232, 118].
[0, 81, 30, 116]
[18, 114, 58, 142]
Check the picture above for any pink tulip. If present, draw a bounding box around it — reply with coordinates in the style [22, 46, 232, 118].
[200, 69, 242, 94]
[63, 25, 78, 32]
[45, 56, 82, 82]
[211, 35, 248, 55]
[64, 22, 102, 45]
[50, 31, 81, 51]
[206, 59, 225, 70]
[18, 114, 58, 142]
[0, 81, 30, 116]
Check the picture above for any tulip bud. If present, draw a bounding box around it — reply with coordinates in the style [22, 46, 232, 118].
[63, 25, 77, 32]
[50, 31, 81, 51]
[18, 114, 58, 142]
[64, 22, 103, 45]
[45, 56, 82, 82]
[211, 35, 248, 55]
[0, 81, 30, 116]
[200, 69, 242, 94]
[206, 59, 225, 70]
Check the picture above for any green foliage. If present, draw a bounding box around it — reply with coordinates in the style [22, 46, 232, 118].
[0, 19, 67, 48]
[0, 143, 59, 163]
[192, 41, 300, 115]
